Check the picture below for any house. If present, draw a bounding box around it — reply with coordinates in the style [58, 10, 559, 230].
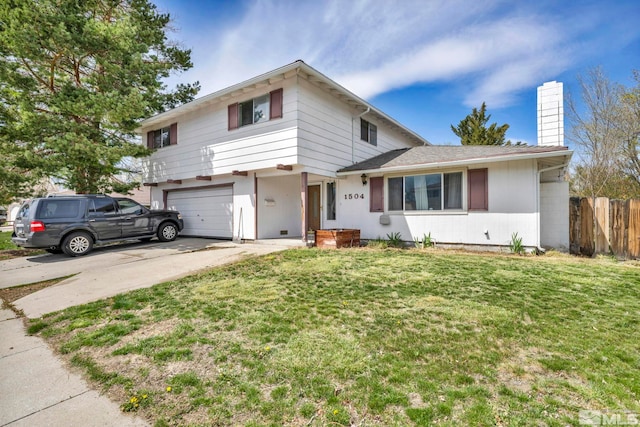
[139, 60, 572, 251]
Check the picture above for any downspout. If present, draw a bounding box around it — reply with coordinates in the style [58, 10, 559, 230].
[536, 158, 570, 252]
[352, 107, 370, 164]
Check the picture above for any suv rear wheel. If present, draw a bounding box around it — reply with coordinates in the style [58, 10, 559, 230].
[62, 232, 94, 256]
[157, 222, 178, 242]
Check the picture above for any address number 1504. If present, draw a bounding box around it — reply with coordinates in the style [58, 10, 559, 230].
[344, 193, 365, 200]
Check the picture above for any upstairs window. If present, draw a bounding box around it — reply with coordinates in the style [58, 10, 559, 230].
[228, 88, 283, 130]
[360, 118, 377, 146]
[147, 123, 177, 149]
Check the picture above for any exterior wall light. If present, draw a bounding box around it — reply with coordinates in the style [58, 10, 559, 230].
[361, 173, 368, 186]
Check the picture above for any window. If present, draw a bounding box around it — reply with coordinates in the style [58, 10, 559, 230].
[117, 199, 145, 215]
[89, 198, 117, 216]
[468, 168, 488, 210]
[360, 118, 377, 146]
[228, 88, 283, 130]
[326, 182, 336, 220]
[17, 202, 30, 220]
[39, 200, 82, 219]
[147, 123, 177, 149]
[388, 177, 403, 211]
[388, 172, 463, 211]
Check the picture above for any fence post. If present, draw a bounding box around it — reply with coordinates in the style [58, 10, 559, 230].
[569, 197, 581, 255]
[594, 197, 610, 254]
[609, 200, 627, 258]
[579, 198, 595, 256]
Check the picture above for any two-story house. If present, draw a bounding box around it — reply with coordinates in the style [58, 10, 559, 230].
[140, 60, 572, 251]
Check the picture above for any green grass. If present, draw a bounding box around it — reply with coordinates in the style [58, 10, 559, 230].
[32, 249, 640, 426]
[0, 231, 17, 250]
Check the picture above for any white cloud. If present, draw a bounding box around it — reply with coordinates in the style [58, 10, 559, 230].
[164, 0, 633, 110]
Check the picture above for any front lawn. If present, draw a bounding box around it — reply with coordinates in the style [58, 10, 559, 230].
[30, 249, 640, 426]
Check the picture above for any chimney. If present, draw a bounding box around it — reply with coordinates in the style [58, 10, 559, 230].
[537, 81, 564, 146]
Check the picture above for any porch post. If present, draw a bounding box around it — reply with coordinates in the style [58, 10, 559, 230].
[254, 173, 258, 240]
[301, 172, 308, 241]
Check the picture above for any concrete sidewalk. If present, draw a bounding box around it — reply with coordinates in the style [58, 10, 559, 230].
[0, 307, 149, 426]
[0, 239, 300, 426]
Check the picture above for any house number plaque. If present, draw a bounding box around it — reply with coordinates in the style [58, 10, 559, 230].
[344, 193, 365, 200]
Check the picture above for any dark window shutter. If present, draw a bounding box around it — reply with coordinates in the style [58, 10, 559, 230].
[360, 119, 368, 142]
[147, 131, 154, 149]
[169, 123, 177, 145]
[370, 177, 384, 212]
[468, 168, 488, 210]
[228, 103, 239, 130]
[270, 88, 283, 119]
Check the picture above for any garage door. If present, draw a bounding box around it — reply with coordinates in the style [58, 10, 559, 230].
[166, 186, 233, 239]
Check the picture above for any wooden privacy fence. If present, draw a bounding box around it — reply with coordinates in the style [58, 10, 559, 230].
[569, 197, 640, 259]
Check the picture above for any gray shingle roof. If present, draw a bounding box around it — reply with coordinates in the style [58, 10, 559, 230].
[337, 145, 570, 173]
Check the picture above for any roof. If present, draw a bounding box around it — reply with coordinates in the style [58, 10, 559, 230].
[138, 60, 429, 146]
[337, 145, 572, 174]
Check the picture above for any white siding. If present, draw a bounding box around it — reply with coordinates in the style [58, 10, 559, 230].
[540, 181, 569, 249]
[143, 75, 421, 184]
[257, 175, 301, 239]
[143, 78, 299, 183]
[296, 78, 420, 176]
[335, 159, 540, 248]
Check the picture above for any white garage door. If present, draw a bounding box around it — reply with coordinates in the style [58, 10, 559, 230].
[166, 186, 233, 239]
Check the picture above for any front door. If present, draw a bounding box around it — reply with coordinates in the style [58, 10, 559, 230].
[308, 185, 321, 231]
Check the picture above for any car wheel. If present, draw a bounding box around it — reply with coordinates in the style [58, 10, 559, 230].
[157, 222, 178, 242]
[62, 232, 93, 256]
[46, 247, 64, 254]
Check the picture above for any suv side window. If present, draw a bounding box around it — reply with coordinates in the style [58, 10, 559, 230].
[117, 199, 145, 215]
[38, 200, 82, 219]
[89, 198, 117, 217]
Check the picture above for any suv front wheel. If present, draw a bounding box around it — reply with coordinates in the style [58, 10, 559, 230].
[62, 232, 94, 256]
[157, 222, 178, 242]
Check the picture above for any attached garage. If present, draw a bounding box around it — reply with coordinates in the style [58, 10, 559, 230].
[165, 185, 233, 239]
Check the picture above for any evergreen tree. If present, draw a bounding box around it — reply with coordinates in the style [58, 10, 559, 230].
[451, 102, 510, 146]
[0, 0, 199, 196]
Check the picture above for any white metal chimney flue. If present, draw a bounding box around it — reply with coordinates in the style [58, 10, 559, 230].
[537, 81, 564, 147]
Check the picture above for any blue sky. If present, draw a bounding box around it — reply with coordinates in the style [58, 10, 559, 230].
[154, 0, 639, 147]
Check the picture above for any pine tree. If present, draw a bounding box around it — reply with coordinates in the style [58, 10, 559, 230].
[451, 102, 510, 146]
[0, 0, 200, 196]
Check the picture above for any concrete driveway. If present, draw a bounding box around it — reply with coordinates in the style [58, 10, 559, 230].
[0, 237, 297, 318]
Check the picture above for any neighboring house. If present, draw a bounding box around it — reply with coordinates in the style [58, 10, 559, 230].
[139, 60, 572, 250]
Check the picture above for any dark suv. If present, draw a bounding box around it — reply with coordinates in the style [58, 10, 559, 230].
[12, 195, 184, 256]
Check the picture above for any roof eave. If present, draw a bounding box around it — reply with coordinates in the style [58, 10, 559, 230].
[337, 149, 573, 176]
